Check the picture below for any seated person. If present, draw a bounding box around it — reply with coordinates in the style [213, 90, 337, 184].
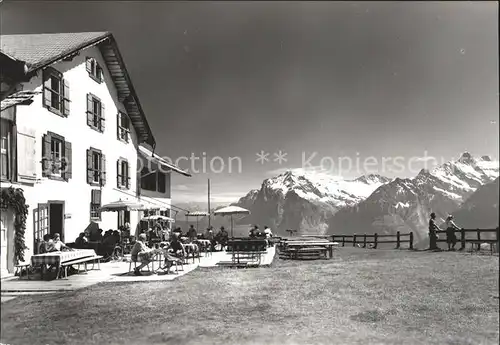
[129, 235, 136, 245]
[39, 234, 56, 254]
[249, 227, 256, 238]
[74, 232, 88, 248]
[204, 227, 216, 251]
[102, 230, 113, 241]
[159, 241, 184, 274]
[103, 231, 119, 246]
[173, 227, 183, 237]
[168, 233, 186, 257]
[52, 233, 73, 251]
[96, 228, 103, 241]
[130, 233, 162, 276]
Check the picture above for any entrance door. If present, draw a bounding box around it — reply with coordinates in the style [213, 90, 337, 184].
[49, 202, 65, 242]
[34, 204, 49, 254]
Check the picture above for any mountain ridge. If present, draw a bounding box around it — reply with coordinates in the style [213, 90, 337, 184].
[327, 152, 499, 246]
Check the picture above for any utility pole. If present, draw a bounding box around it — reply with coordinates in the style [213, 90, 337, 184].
[208, 178, 211, 227]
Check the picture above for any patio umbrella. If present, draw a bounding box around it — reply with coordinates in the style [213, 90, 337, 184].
[99, 199, 145, 212]
[185, 211, 209, 232]
[214, 206, 250, 238]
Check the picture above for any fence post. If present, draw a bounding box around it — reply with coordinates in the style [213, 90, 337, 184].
[342, 236, 345, 247]
[396, 231, 400, 249]
[460, 228, 466, 251]
[363, 234, 367, 248]
[373, 233, 378, 249]
[353, 234, 357, 247]
[409, 232, 414, 250]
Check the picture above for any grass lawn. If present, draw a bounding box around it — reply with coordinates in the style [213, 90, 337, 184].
[1, 248, 499, 345]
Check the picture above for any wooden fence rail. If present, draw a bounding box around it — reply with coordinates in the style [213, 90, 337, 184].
[435, 228, 499, 251]
[331, 231, 414, 250]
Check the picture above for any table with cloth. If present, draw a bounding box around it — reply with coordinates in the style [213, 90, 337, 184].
[31, 249, 97, 279]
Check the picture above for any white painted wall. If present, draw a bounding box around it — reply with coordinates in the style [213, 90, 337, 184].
[6, 45, 144, 260]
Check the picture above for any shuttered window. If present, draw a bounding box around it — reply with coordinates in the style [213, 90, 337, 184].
[42, 67, 70, 116]
[0, 119, 12, 181]
[86, 93, 105, 132]
[90, 189, 102, 221]
[117, 112, 130, 143]
[41, 131, 72, 181]
[86, 147, 106, 186]
[86, 57, 104, 83]
[116, 158, 131, 189]
[17, 126, 37, 182]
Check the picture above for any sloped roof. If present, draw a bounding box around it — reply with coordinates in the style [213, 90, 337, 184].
[0, 32, 155, 147]
[138, 145, 192, 177]
[0, 32, 110, 72]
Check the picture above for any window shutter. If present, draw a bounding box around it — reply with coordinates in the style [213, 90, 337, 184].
[63, 141, 72, 181]
[17, 127, 37, 181]
[63, 79, 70, 116]
[127, 162, 131, 189]
[86, 94, 93, 126]
[101, 154, 106, 186]
[100, 103, 105, 132]
[116, 159, 122, 188]
[116, 113, 121, 140]
[124, 115, 130, 142]
[91, 189, 101, 204]
[43, 70, 51, 108]
[86, 149, 93, 184]
[97, 66, 104, 82]
[41, 133, 52, 177]
[86, 58, 92, 73]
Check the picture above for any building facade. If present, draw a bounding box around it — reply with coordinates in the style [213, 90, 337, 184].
[137, 145, 191, 232]
[0, 32, 188, 276]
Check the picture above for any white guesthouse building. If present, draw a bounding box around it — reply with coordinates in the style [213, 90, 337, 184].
[0, 32, 190, 276]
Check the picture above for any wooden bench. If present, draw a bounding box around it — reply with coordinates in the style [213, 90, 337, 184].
[59, 255, 104, 279]
[279, 246, 328, 260]
[282, 241, 335, 259]
[14, 261, 32, 280]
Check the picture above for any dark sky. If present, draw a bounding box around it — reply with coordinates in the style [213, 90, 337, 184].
[1, 1, 498, 204]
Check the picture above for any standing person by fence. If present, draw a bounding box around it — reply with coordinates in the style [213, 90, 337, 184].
[445, 215, 460, 251]
[428, 213, 441, 251]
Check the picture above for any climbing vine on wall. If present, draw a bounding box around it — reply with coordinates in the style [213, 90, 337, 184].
[0, 187, 29, 263]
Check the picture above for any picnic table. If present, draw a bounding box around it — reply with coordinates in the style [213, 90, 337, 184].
[31, 249, 99, 279]
[219, 239, 267, 267]
[283, 241, 336, 259]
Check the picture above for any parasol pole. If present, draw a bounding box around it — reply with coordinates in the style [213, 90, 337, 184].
[208, 178, 211, 228]
[231, 214, 234, 238]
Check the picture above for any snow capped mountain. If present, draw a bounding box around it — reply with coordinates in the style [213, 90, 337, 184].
[233, 170, 391, 235]
[328, 152, 499, 247]
[452, 177, 499, 229]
